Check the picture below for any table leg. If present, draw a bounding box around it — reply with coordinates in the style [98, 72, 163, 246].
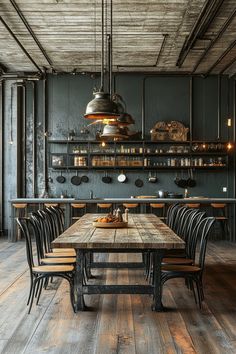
[74, 249, 85, 311]
[152, 250, 165, 311]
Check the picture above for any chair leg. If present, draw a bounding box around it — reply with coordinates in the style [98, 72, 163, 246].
[195, 280, 202, 309]
[27, 277, 33, 306]
[36, 279, 44, 305]
[28, 278, 38, 314]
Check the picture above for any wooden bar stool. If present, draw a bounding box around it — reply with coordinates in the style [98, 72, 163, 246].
[12, 203, 28, 240]
[186, 203, 200, 209]
[210, 203, 229, 237]
[97, 203, 112, 213]
[71, 203, 86, 223]
[44, 203, 59, 208]
[122, 203, 139, 213]
[150, 203, 165, 219]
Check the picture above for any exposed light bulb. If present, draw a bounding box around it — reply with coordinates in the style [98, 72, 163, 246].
[202, 143, 206, 149]
[227, 142, 232, 150]
[101, 141, 106, 147]
[9, 140, 13, 145]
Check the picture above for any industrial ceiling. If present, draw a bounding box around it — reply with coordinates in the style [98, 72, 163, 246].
[0, 0, 235, 76]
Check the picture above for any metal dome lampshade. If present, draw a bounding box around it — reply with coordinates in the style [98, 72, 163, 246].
[100, 124, 129, 140]
[84, 91, 119, 119]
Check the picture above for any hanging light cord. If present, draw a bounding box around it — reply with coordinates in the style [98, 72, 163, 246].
[101, 0, 104, 91]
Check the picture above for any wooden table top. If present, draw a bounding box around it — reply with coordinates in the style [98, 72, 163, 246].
[52, 214, 185, 250]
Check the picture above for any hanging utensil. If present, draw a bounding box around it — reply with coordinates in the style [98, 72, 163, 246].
[135, 178, 143, 188]
[117, 170, 127, 183]
[71, 171, 81, 186]
[187, 168, 196, 187]
[102, 171, 112, 184]
[81, 175, 89, 183]
[148, 171, 157, 183]
[56, 171, 66, 184]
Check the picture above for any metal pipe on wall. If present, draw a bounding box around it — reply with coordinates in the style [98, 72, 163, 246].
[0, 81, 4, 235]
[189, 76, 193, 142]
[217, 75, 221, 140]
[42, 78, 49, 196]
[28, 81, 37, 197]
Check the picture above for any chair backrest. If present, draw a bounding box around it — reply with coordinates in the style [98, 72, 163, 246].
[176, 208, 197, 238]
[16, 217, 36, 273]
[189, 217, 215, 268]
[197, 217, 215, 269]
[184, 211, 206, 258]
[31, 211, 52, 257]
[51, 206, 65, 233]
[166, 203, 179, 226]
[171, 206, 188, 233]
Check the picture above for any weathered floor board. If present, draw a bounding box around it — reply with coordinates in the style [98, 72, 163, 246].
[0, 239, 236, 354]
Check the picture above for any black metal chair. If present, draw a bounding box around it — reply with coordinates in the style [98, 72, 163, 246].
[16, 217, 75, 314]
[31, 212, 76, 261]
[161, 217, 215, 308]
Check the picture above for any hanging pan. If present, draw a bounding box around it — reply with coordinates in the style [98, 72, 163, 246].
[81, 175, 89, 183]
[71, 171, 81, 186]
[117, 171, 127, 183]
[102, 171, 112, 184]
[56, 171, 66, 184]
[187, 169, 196, 188]
[135, 178, 144, 188]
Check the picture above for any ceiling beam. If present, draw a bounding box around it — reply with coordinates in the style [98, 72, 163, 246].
[0, 15, 43, 73]
[192, 7, 236, 73]
[9, 0, 53, 69]
[176, 0, 225, 68]
[205, 39, 236, 76]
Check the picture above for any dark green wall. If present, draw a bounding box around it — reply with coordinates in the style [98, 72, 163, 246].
[3, 74, 235, 229]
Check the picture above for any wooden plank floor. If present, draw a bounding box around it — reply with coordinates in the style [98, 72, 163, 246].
[0, 238, 236, 354]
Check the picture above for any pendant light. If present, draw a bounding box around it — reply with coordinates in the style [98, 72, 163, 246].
[84, 0, 119, 120]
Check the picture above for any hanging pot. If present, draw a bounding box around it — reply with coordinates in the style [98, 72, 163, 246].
[135, 178, 143, 188]
[71, 171, 81, 186]
[177, 171, 188, 188]
[117, 171, 127, 183]
[148, 171, 158, 183]
[187, 169, 196, 188]
[102, 171, 112, 184]
[81, 175, 89, 183]
[56, 171, 66, 184]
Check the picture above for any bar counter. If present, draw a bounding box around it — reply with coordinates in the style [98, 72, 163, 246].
[9, 197, 236, 242]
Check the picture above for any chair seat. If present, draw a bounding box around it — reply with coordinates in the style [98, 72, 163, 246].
[33, 265, 74, 273]
[123, 203, 138, 208]
[71, 203, 86, 208]
[162, 257, 193, 265]
[53, 248, 75, 253]
[162, 264, 200, 273]
[41, 257, 76, 265]
[45, 251, 76, 258]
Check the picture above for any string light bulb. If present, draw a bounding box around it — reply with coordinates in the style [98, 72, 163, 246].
[101, 141, 106, 147]
[202, 143, 206, 149]
[227, 118, 232, 127]
[227, 142, 232, 150]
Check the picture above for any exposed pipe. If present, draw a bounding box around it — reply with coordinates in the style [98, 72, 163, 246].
[43, 78, 49, 195]
[0, 81, 4, 235]
[176, 0, 224, 67]
[0, 15, 43, 73]
[28, 81, 37, 197]
[100, 0, 104, 90]
[205, 39, 236, 76]
[192, 7, 236, 73]
[189, 76, 193, 142]
[217, 75, 221, 140]
[9, 0, 53, 69]
[110, 0, 113, 96]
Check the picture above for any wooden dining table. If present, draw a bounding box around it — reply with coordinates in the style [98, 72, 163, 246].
[52, 213, 185, 312]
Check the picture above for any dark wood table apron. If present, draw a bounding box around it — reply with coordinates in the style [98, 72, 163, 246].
[52, 213, 185, 312]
